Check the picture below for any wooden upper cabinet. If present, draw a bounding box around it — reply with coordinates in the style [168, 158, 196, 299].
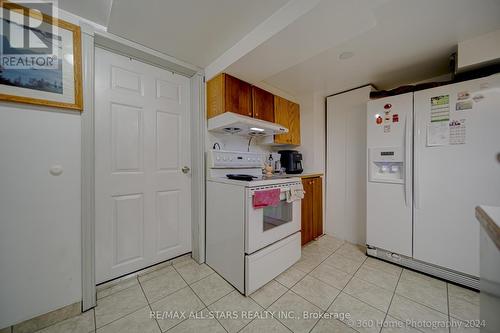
[206, 73, 252, 118]
[206, 73, 301, 145]
[225, 74, 252, 117]
[273, 96, 291, 144]
[252, 86, 274, 122]
[273, 96, 301, 145]
[288, 101, 301, 145]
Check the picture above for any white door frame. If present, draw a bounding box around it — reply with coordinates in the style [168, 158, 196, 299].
[80, 25, 205, 311]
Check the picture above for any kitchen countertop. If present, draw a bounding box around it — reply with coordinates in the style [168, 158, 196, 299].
[476, 205, 500, 251]
[298, 173, 324, 179]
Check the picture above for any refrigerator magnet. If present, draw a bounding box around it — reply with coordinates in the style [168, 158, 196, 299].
[457, 91, 470, 100]
[456, 100, 473, 111]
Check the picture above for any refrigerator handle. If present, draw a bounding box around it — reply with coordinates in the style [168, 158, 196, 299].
[404, 107, 412, 207]
[414, 130, 420, 210]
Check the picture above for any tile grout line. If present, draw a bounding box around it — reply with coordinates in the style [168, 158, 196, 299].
[446, 283, 451, 333]
[241, 240, 347, 333]
[136, 276, 163, 333]
[275, 240, 364, 333]
[380, 268, 404, 333]
[190, 272, 235, 309]
[300, 241, 368, 333]
[307, 251, 369, 333]
[93, 307, 97, 333]
[94, 277, 152, 331]
[171, 263, 230, 333]
[357, 264, 452, 320]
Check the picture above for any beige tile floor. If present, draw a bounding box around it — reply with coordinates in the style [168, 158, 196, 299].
[34, 235, 480, 333]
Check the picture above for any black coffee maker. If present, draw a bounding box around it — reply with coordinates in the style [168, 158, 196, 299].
[278, 150, 303, 174]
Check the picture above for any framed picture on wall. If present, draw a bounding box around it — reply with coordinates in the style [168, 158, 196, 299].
[0, 1, 83, 110]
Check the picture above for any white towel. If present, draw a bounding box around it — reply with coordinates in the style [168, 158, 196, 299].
[286, 183, 305, 203]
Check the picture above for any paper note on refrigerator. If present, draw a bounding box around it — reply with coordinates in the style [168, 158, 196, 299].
[430, 95, 450, 122]
[449, 119, 466, 145]
[427, 122, 449, 146]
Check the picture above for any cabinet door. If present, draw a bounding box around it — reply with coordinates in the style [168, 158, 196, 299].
[274, 96, 291, 144]
[206, 73, 224, 119]
[288, 101, 301, 145]
[312, 177, 323, 239]
[225, 74, 252, 117]
[252, 86, 274, 122]
[301, 179, 314, 245]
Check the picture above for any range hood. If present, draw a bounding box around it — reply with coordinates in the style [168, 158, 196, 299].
[207, 112, 288, 136]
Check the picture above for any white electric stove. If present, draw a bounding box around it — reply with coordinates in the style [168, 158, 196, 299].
[206, 150, 302, 295]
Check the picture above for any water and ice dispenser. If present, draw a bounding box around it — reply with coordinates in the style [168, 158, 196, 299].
[368, 147, 404, 184]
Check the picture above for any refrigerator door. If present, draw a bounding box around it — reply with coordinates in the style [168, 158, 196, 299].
[414, 74, 500, 277]
[367, 93, 413, 256]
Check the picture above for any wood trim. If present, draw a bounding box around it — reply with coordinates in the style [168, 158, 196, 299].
[0, 1, 83, 111]
[81, 30, 96, 311]
[190, 72, 206, 263]
[299, 173, 324, 179]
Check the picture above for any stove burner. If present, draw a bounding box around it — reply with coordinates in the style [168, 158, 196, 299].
[226, 174, 257, 181]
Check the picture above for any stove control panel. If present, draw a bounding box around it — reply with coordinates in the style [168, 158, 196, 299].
[208, 150, 264, 168]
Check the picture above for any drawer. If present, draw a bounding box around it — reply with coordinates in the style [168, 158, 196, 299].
[245, 232, 301, 295]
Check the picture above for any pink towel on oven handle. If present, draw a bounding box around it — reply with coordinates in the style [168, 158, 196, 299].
[253, 188, 281, 208]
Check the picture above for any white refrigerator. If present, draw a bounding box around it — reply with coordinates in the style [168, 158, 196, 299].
[367, 74, 500, 286]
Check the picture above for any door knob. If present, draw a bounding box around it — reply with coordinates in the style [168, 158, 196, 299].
[182, 166, 190, 174]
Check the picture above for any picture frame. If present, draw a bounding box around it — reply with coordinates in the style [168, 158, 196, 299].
[0, 1, 83, 110]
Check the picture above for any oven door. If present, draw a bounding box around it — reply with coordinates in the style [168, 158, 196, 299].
[245, 183, 301, 254]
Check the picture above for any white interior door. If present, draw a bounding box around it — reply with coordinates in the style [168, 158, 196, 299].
[95, 47, 191, 283]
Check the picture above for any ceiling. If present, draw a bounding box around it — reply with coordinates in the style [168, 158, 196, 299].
[106, 0, 291, 68]
[58, 0, 113, 27]
[224, 0, 500, 96]
[58, 0, 500, 96]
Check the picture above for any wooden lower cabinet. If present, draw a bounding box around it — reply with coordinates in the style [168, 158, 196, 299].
[301, 177, 323, 245]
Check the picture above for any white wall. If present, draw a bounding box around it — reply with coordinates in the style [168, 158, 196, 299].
[296, 91, 325, 174]
[0, 8, 103, 329]
[0, 104, 82, 327]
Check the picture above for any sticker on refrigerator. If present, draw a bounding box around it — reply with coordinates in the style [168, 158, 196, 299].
[472, 94, 484, 103]
[430, 95, 450, 122]
[449, 119, 466, 145]
[384, 125, 391, 133]
[455, 100, 473, 111]
[457, 91, 470, 100]
[392, 114, 399, 122]
[427, 122, 449, 146]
